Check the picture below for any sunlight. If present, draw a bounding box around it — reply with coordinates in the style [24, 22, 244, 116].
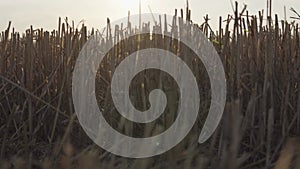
[120, 0, 140, 9]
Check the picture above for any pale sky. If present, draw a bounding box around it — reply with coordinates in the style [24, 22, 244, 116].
[1, 0, 300, 32]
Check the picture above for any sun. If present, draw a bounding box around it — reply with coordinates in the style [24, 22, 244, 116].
[120, 0, 140, 10]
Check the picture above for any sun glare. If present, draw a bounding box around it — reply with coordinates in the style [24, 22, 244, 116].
[121, 0, 140, 9]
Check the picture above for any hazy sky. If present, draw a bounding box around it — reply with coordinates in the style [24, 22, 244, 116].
[1, 0, 300, 32]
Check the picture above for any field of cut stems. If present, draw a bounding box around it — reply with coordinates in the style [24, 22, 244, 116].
[0, 2, 300, 169]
